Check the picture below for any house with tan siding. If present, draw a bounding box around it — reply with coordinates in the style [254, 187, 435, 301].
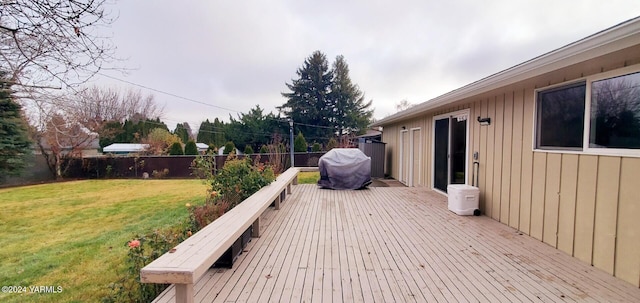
[372, 17, 640, 287]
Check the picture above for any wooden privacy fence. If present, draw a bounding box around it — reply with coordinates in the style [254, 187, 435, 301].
[62, 153, 324, 179]
[140, 168, 299, 303]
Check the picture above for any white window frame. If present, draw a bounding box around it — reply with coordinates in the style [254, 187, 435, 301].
[584, 64, 640, 157]
[533, 63, 640, 158]
[399, 129, 409, 185]
[409, 127, 422, 187]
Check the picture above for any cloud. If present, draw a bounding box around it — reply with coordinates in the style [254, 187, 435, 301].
[94, 0, 640, 130]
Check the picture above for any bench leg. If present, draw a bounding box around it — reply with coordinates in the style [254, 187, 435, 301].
[252, 218, 260, 238]
[287, 183, 292, 194]
[293, 176, 298, 185]
[275, 195, 281, 210]
[175, 283, 194, 303]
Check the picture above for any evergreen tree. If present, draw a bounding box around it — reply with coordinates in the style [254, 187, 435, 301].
[330, 55, 374, 135]
[0, 74, 31, 180]
[244, 144, 254, 154]
[280, 51, 334, 141]
[169, 142, 184, 155]
[226, 105, 280, 150]
[197, 119, 226, 146]
[99, 121, 124, 148]
[184, 140, 198, 155]
[211, 118, 226, 147]
[174, 123, 190, 144]
[196, 119, 213, 144]
[294, 132, 307, 152]
[223, 141, 236, 155]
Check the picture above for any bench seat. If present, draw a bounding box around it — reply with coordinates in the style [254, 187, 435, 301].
[140, 167, 299, 303]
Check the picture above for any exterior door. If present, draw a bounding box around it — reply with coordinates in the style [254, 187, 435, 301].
[433, 119, 449, 191]
[399, 130, 409, 184]
[399, 128, 422, 186]
[433, 111, 469, 192]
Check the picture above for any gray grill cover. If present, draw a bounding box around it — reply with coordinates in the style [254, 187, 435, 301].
[318, 148, 372, 190]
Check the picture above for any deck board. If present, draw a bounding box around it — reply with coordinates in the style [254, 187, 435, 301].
[154, 184, 640, 303]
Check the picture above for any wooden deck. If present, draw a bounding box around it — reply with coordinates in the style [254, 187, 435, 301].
[155, 185, 640, 302]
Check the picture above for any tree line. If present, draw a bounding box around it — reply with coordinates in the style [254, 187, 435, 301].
[0, 0, 373, 180]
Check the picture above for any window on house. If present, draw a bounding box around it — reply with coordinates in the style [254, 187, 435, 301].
[589, 72, 640, 149]
[536, 82, 586, 150]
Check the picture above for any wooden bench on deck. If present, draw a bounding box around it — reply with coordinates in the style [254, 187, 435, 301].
[140, 167, 299, 303]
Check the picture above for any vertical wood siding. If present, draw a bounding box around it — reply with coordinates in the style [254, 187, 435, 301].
[380, 62, 640, 287]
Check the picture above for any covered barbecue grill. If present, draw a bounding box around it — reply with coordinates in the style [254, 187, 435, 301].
[317, 148, 372, 190]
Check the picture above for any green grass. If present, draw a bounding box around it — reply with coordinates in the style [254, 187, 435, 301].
[0, 179, 207, 303]
[298, 171, 320, 184]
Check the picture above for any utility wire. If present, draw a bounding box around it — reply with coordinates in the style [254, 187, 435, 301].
[97, 72, 339, 131]
[98, 72, 242, 114]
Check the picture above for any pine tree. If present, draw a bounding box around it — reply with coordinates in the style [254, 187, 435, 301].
[0, 74, 31, 180]
[281, 52, 374, 143]
[330, 55, 373, 135]
[280, 51, 334, 141]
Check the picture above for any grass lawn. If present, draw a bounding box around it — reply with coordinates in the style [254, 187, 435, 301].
[297, 171, 319, 184]
[0, 179, 207, 303]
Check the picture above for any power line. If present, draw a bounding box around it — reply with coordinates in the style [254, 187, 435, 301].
[98, 72, 242, 114]
[97, 72, 339, 131]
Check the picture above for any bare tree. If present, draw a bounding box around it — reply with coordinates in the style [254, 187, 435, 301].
[70, 86, 162, 126]
[1, 0, 118, 90]
[395, 99, 413, 112]
[63, 85, 163, 146]
[32, 110, 97, 179]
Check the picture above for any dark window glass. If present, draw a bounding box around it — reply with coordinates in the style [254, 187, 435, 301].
[590, 72, 640, 149]
[536, 82, 586, 149]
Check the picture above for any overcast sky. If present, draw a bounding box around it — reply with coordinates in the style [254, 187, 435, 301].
[92, 0, 640, 131]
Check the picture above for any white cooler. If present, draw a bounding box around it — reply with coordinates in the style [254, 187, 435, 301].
[447, 184, 480, 216]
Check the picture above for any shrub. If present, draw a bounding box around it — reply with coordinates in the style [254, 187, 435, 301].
[294, 132, 307, 152]
[211, 154, 275, 208]
[223, 141, 235, 155]
[151, 168, 170, 179]
[326, 138, 338, 150]
[244, 144, 254, 155]
[190, 155, 215, 181]
[169, 142, 184, 155]
[188, 196, 229, 231]
[103, 224, 192, 303]
[105, 153, 275, 302]
[184, 140, 198, 155]
[312, 142, 321, 152]
[259, 145, 268, 154]
[207, 144, 216, 155]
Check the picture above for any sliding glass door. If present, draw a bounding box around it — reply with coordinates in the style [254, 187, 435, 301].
[433, 111, 468, 192]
